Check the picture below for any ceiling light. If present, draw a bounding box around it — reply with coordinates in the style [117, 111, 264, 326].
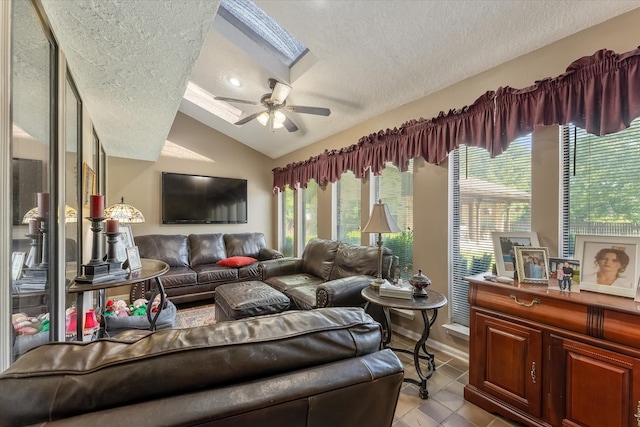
[183, 81, 242, 124]
[228, 77, 241, 87]
[273, 110, 286, 124]
[257, 111, 269, 126]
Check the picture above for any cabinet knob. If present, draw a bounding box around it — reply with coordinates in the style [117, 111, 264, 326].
[635, 401, 640, 426]
[510, 294, 541, 307]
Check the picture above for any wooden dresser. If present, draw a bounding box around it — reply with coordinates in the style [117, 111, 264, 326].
[464, 274, 640, 427]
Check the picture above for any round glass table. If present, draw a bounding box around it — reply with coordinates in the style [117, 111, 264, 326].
[361, 285, 447, 399]
[68, 258, 169, 340]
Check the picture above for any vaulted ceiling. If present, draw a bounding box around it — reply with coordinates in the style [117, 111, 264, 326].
[41, 0, 640, 161]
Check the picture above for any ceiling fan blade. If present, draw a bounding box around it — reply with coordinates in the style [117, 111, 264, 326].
[282, 115, 298, 132]
[214, 96, 262, 106]
[285, 105, 331, 116]
[234, 110, 267, 125]
[271, 81, 292, 105]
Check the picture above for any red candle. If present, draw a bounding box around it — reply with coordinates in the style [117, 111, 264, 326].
[106, 218, 119, 233]
[89, 195, 105, 218]
[37, 192, 49, 217]
[28, 219, 38, 235]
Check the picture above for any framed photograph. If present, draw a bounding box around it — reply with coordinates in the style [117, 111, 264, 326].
[11, 252, 26, 281]
[514, 247, 550, 284]
[574, 235, 640, 298]
[492, 232, 540, 278]
[126, 246, 142, 271]
[114, 224, 134, 263]
[548, 257, 581, 292]
[82, 162, 96, 207]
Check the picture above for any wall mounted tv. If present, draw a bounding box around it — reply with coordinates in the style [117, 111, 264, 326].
[162, 172, 247, 224]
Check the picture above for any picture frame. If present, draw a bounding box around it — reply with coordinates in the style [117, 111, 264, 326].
[574, 235, 640, 298]
[514, 247, 550, 284]
[126, 246, 142, 271]
[115, 224, 134, 263]
[491, 232, 540, 278]
[82, 162, 96, 207]
[11, 252, 26, 281]
[548, 257, 581, 292]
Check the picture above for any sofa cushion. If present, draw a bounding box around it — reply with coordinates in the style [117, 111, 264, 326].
[224, 233, 266, 259]
[301, 238, 340, 281]
[238, 262, 261, 280]
[285, 285, 320, 310]
[217, 256, 257, 267]
[189, 234, 227, 266]
[0, 308, 382, 426]
[264, 273, 325, 293]
[329, 243, 393, 281]
[192, 264, 239, 284]
[134, 234, 190, 267]
[158, 267, 198, 288]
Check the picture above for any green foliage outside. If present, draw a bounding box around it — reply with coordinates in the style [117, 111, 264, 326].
[384, 230, 414, 280]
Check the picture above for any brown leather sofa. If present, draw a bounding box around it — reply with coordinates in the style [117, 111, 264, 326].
[260, 238, 397, 310]
[133, 232, 283, 304]
[0, 307, 404, 427]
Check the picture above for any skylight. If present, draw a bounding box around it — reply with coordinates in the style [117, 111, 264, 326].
[217, 0, 308, 69]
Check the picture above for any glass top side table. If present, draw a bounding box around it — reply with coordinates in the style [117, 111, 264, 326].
[361, 286, 447, 399]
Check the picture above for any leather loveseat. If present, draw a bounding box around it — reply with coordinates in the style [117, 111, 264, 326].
[259, 238, 397, 310]
[0, 307, 404, 427]
[132, 232, 282, 305]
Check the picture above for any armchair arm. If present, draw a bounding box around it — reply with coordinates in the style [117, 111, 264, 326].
[259, 258, 303, 281]
[258, 247, 284, 260]
[316, 275, 373, 308]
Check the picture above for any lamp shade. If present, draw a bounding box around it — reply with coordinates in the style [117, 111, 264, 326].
[22, 205, 78, 223]
[104, 197, 145, 223]
[362, 200, 401, 234]
[84, 309, 99, 330]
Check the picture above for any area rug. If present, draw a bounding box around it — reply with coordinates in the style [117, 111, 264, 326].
[174, 304, 217, 329]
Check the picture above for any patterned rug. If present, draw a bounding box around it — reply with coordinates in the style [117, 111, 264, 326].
[174, 304, 217, 329]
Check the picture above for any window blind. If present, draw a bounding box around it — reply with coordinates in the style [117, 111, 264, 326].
[561, 117, 640, 257]
[335, 171, 361, 245]
[450, 135, 532, 326]
[302, 180, 318, 245]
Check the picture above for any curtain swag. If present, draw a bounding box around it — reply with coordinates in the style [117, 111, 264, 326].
[273, 46, 640, 192]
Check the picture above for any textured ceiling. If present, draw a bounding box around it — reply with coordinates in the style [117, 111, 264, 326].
[39, 0, 640, 161]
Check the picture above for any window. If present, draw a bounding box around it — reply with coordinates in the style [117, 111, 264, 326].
[335, 171, 361, 245]
[302, 180, 318, 245]
[450, 135, 532, 326]
[373, 160, 414, 280]
[280, 187, 294, 256]
[561, 117, 640, 256]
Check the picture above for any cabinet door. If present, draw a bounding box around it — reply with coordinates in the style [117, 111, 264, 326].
[550, 336, 640, 427]
[473, 313, 543, 417]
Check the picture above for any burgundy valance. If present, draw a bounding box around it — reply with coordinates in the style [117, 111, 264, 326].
[273, 47, 640, 192]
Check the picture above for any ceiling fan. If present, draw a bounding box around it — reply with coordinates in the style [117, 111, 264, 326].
[214, 78, 331, 132]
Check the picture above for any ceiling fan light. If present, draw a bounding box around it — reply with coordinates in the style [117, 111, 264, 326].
[257, 111, 270, 126]
[273, 121, 284, 129]
[273, 110, 286, 124]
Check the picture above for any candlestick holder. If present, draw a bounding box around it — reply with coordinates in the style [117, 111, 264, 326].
[105, 231, 128, 277]
[19, 218, 48, 284]
[76, 217, 114, 283]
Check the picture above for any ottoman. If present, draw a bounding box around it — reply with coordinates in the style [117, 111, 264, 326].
[215, 281, 290, 322]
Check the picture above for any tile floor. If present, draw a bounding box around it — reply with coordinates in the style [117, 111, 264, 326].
[390, 334, 523, 427]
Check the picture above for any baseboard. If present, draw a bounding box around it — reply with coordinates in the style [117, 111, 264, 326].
[391, 323, 469, 363]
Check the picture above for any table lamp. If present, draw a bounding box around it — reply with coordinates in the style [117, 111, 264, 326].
[362, 199, 400, 289]
[103, 196, 145, 223]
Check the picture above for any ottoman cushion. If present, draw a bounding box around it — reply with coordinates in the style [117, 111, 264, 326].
[216, 281, 290, 322]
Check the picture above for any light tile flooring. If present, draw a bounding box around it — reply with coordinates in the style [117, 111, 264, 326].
[390, 335, 523, 427]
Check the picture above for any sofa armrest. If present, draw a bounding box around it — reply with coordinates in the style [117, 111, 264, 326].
[316, 275, 372, 308]
[259, 247, 284, 260]
[259, 258, 303, 280]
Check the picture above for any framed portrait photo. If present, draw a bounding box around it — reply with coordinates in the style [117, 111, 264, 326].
[491, 232, 540, 278]
[574, 235, 640, 298]
[126, 246, 142, 271]
[114, 225, 134, 263]
[514, 247, 550, 284]
[548, 257, 581, 292]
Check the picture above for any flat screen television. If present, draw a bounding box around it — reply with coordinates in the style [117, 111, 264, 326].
[162, 172, 247, 224]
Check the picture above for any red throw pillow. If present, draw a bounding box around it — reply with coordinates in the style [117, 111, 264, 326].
[216, 256, 257, 267]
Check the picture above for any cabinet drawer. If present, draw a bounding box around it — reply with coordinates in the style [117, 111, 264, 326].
[470, 282, 588, 335]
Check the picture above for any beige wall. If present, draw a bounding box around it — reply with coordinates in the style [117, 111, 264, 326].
[107, 112, 276, 246]
[268, 9, 640, 355]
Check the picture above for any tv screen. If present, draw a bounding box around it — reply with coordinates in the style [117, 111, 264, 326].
[162, 172, 247, 224]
